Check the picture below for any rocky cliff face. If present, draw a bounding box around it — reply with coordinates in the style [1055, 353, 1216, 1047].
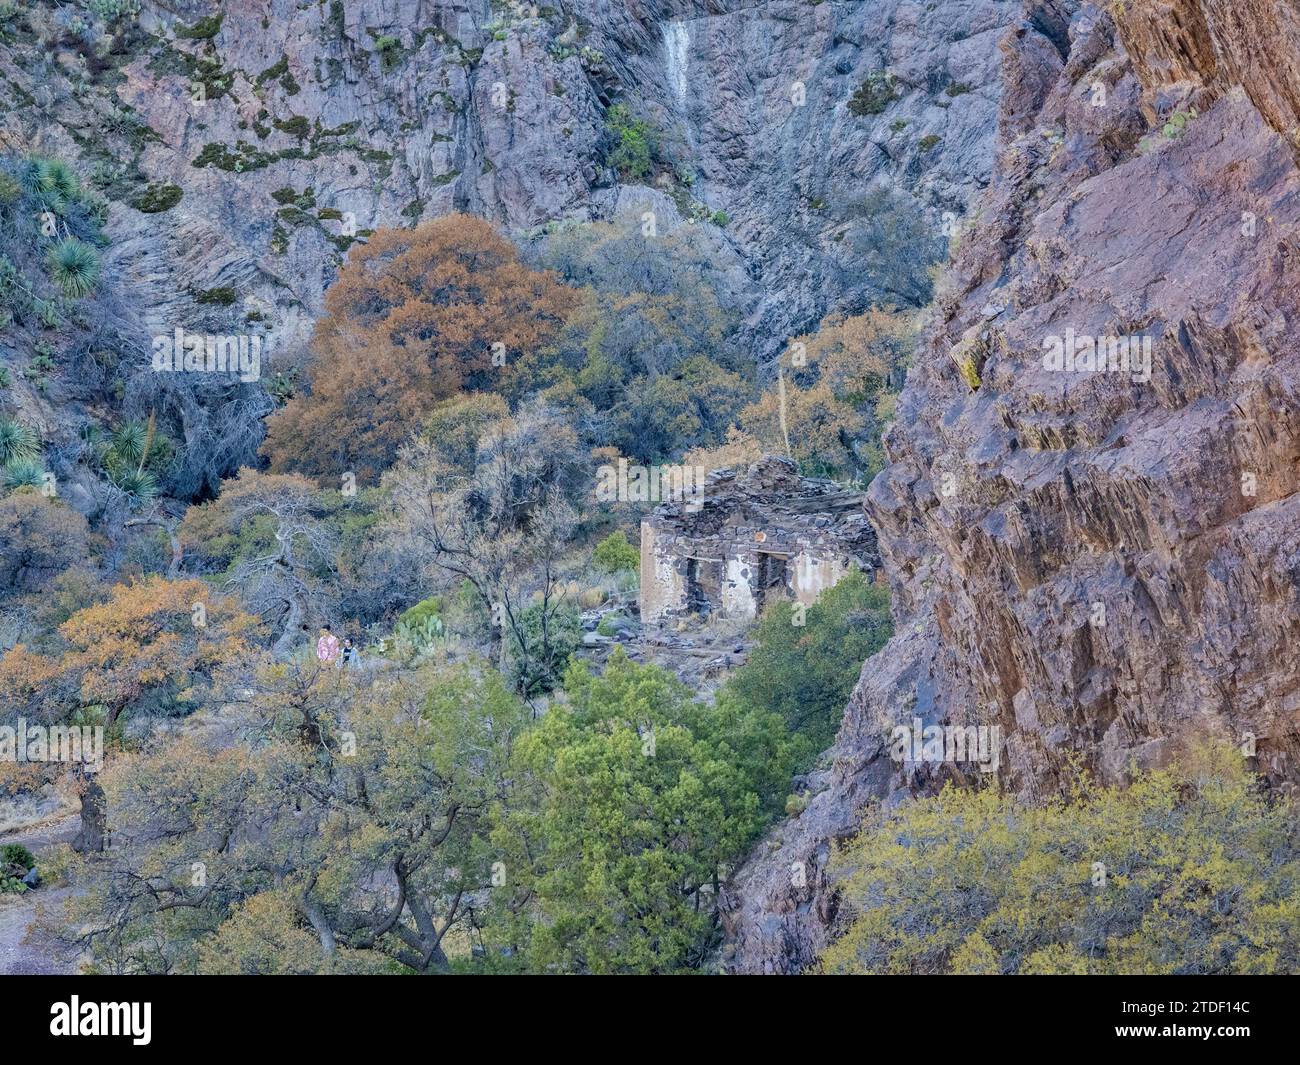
[724, 0, 1300, 973]
[0, 0, 1015, 495]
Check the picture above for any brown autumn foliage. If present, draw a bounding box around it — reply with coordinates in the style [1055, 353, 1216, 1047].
[262, 214, 578, 484]
[0, 491, 93, 597]
[687, 308, 917, 479]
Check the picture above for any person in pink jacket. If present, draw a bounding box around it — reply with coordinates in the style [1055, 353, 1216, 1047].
[316, 625, 340, 664]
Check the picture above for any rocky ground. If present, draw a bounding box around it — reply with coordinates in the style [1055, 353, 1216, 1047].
[578, 604, 756, 692]
[0, 812, 80, 975]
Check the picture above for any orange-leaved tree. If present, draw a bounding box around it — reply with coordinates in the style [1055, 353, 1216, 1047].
[0, 576, 260, 725]
[262, 214, 578, 483]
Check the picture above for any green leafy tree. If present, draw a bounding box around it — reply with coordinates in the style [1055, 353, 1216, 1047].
[605, 104, 656, 180]
[592, 529, 639, 574]
[486, 651, 764, 973]
[68, 660, 530, 974]
[725, 567, 892, 758]
[524, 216, 751, 462]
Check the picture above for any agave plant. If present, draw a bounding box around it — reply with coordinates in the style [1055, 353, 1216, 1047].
[47, 238, 101, 298]
[3, 457, 45, 491]
[0, 417, 39, 465]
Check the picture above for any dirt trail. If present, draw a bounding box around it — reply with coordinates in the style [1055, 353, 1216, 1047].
[0, 813, 81, 975]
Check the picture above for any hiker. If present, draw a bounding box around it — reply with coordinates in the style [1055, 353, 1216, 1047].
[316, 625, 340, 664]
[342, 637, 360, 667]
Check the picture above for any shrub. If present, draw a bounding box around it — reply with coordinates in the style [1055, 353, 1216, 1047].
[592, 529, 640, 574]
[605, 104, 655, 180]
[1, 842, 35, 872]
[822, 744, 1300, 975]
[85, 0, 141, 24]
[0, 493, 91, 596]
[192, 286, 237, 305]
[507, 600, 581, 698]
[374, 34, 402, 70]
[130, 182, 182, 213]
[0, 170, 20, 205]
[0, 255, 27, 322]
[0, 2, 17, 45]
[178, 13, 222, 39]
[847, 72, 899, 116]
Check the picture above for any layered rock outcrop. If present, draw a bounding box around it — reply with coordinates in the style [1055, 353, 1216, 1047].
[1, 0, 1017, 472]
[724, 0, 1300, 973]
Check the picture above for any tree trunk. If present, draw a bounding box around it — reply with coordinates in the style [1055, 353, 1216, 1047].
[273, 592, 306, 657]
[72, 776, 107, 855]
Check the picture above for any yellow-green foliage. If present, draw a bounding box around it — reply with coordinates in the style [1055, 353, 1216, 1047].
[821, 744, 1300, 975]
[947, 328, 986, 391]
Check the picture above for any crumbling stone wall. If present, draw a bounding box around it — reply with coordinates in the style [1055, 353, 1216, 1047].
[639, 458, 877, 624]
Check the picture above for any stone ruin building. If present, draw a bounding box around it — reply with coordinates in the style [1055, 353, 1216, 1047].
[639, 457, 879, 624]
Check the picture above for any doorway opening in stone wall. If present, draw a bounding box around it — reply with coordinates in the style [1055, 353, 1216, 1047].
[755, 552, 789, 612]
[685, 557, 720, 616]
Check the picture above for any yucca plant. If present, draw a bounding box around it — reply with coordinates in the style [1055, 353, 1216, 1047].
[21, 158, 79, 216]
[39, 158, 80, 202]
[107, 416, 151, 468]
[103, 413, 170, 490]
[47, 238, 101, 298]
[3, 457, 45, 490]
[19, 156, 49, 198]
[109, 465, 157, 504]
[0, 417, 39, 465]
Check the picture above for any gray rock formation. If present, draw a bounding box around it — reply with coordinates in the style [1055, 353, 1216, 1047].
[724, 0, 1300, 973]
[1, 0, 1018, 481]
